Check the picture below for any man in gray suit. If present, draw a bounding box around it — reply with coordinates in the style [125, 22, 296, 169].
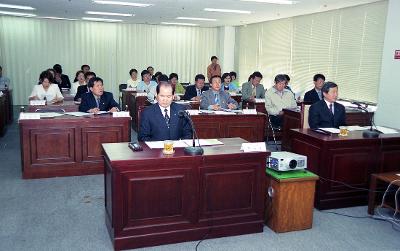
[200, 75, 238, 110]
[241, 71, 265, 102]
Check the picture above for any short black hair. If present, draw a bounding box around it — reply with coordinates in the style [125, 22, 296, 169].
[81, 64, 90, 70]
[169, 73, 178, 80]
[141, 70, 150, 78]
[221, 73, 231, 81]
[156, 82, 175, 95]
[53, 64, 62, 74]
[313, 74, 325, 82]
[210, 75, 221, 83]
[84, 71, 96, 79]
[252, 71, 263, 79]
[154, 71, 163, 79]
[211, 56, 218, 61]
[274, 74, 287, 84]
[0, 66, 2, 70]
[39, 70, 53, 84]
[283, 74, 290, 82]
[321, 81, 337, 94]
[147, 66, 154, 71]
[195, 74, 205, 82]
[88, 77, 103, 88]
[229, 71, 237, 78]
[75, 70, 84, 79]
[129, 69, 137, 75]
[158, 74, 169, 83]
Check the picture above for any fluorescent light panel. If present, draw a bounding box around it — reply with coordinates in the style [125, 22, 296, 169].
[177, 17, 217, 21]
[0, 3, 35, 10]
[92, 1, 153, 7]
[161, 22, 198, 26]
[85, 11, 133, 17]
[240, 0, 298, 4]
[0, 10, 36, 17]
[40, 17, 78, 21]
[82, 17, 122, 22]
[204, 8, 251, 14]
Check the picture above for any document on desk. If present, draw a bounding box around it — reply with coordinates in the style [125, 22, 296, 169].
[346, 126, 367, 131]
[255, 98, 264, 103]
[319, 128, 340, 134]
[374, 126, 398, 134]
[145, 139, 224, 149]
[37, 112, 64, 118]
[65, 112, 91, 117]
[181, 139, 224, 147]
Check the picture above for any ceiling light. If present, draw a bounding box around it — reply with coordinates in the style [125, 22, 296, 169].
[177, 17, 217, 22]
[0, 10, 36, 17]
[85, 11, 133, 17]
[92, 1, 153, 7]
[40, 17, 78, 21]
[0, 3, 35, 10]
[82, 17, 122, 22]
[161, 22, 198, 26]
[204, 8, 251, 14]
[240, 0, 298, 4]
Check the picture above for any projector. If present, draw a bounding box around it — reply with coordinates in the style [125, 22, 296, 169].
[267, 151, 307, 171]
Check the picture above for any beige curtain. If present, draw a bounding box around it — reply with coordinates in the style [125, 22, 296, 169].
[0, 16, 219, 105]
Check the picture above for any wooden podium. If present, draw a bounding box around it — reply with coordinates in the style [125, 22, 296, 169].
[265, 169, 318, 233]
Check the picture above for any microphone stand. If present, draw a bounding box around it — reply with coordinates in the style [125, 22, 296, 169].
[181, 111, 204, 155]
[352, 102, 380, 138]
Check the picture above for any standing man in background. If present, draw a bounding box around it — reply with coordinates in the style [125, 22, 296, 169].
[207, 56, 221, 82]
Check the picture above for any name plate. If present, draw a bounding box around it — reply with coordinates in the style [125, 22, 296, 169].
[30, 100, 46, 105]
[255, 98, 264, 103]
[241, 142, 267, 152]
[242, 109, 257, 115]
[136, 92, 147, 97]
[186, 110, 200, 116]
[19, 112, 41, 120]
[112, 111, 131, 118]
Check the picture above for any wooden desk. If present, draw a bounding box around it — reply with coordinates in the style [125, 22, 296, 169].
[102, 138, 268, 250]
[0, 95, 6, 136]
[287, 129, 400, 209]
[28, 100, 79, 112]
[368, 172, 400, 215]
[19, 114, 131, 179]
[281, 108, 374, 151]
[192, 113, 266, 142]
[121, 89, 137, 111]
[0, 88, 13, 124]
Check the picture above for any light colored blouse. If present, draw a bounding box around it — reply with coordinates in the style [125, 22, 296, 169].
[71, 81, 86, 95]
[29, 84, 64, 101]
[127, 78, 139, 88]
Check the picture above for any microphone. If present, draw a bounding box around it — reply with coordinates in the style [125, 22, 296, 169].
[350, 101, 380, 138]
[178, 110, 204, 155]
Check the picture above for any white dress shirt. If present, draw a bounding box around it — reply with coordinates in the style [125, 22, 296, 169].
[29, 84, 64, 101]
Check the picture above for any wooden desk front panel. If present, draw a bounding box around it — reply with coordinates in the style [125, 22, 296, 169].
[103, 139, 267, 250]
[192, 114, 266, 142]
[289, 129, 400, 209]
[20, 116, 130, 179]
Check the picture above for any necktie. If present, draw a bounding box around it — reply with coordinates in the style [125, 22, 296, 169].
[197, 89, 201, 96]
[214, 93, 219, 104]
[164, 108, 170, 127]
[252, 86, 256, 98]
[96, 98, 100, 108]
[329, 103, 334, 115]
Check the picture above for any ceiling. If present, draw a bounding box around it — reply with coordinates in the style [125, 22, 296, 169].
[0, 0, 383, 27]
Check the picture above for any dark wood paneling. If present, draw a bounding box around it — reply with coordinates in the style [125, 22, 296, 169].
[20, 115, 130, 179]
[102, 138, 267, 250]
[289, 129, 400, 209]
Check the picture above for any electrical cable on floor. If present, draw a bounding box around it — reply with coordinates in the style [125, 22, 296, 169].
[318, 176, 395, 193]
[319, 211, 371, 219]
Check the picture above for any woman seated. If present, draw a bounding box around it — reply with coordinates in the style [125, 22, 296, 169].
[29, 70, 64, 103]
[221, 72, 237, 92]
[70, 70, 86, 95]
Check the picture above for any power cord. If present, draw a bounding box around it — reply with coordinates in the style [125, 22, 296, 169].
[318, 176, 394, 193]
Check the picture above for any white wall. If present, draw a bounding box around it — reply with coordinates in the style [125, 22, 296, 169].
[375, 0, 400, 128]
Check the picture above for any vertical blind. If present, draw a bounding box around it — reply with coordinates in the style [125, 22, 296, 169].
[236, 1, 388, 103]
[0, 17, 219, 105]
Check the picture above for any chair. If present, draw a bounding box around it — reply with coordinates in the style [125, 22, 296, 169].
[119, 83, 128, 106]
[35, 108, 65, 113]
[301, 103, 311, 129]
[266, 113, 281, 151]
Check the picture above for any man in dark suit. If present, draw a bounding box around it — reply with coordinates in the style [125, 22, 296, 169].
[79, 77, 120, 113]
[74, 71, 96, 101]
[139, 83, 192, 141]
[53, 64, 71, 90]
[182, 74, 209, 101]
[304, 74, 325, 104]
[308, 81, 346, 129]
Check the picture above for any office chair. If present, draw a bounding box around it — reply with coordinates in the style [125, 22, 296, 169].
[119, 83, 128, 106]
[266, 113, 280, 151]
